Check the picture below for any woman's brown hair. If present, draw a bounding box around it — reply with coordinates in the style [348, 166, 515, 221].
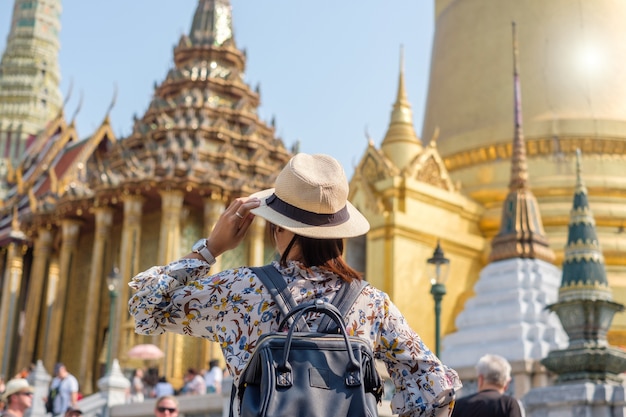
[269, 223, 362, 282]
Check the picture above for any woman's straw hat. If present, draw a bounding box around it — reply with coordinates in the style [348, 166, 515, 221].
[250, 153, 370, 239]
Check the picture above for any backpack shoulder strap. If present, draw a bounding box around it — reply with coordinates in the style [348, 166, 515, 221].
[318, 279, 369, 333]
[250, 265, 310, 331]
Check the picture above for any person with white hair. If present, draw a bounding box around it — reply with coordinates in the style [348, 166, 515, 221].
[451, 354, 524, 417]
[129, 153, 462, 416]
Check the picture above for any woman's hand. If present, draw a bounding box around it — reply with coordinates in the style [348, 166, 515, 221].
[205, 197, 261, 257]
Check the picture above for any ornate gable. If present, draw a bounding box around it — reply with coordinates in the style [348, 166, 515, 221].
[359, 144, 397, 184]
[349, 141, 397, 215]
[406, 141, 456, 192]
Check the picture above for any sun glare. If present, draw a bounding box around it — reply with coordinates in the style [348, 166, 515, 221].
[577, 42, 603, 75]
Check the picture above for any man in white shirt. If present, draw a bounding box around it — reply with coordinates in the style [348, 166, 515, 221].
[49, 363, 79, 416]
[204, 359, 223, 394]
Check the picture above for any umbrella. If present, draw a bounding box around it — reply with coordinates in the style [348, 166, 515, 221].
[126, 344, 165, 360]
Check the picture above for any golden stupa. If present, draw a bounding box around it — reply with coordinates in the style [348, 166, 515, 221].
[423, 0, 626, 336]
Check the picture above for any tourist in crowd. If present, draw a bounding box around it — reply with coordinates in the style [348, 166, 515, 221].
[47, 363, 79, 416]
[180, 368, 205, 395]
[152, 377, 175, 398]
[1, 378, 33, 417]
[154, 395, 178, 417]
[452, 354, 524, 417]
[64, 406, 83, 417]
[204, 359, 222, 394]
[129, 368, 145, 403]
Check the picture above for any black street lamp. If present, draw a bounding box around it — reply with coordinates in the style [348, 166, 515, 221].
[105, 266, 121, 374]
[427, 241, 450, 358]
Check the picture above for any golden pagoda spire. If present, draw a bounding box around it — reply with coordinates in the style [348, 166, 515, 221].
[0, 0, 64, 163]
[509, 22, 528, 191]
[489, 23, 555, 264]
[189, 0, 234, 46]
[380, 46, 422, 171]
[395, 46, 409, 107]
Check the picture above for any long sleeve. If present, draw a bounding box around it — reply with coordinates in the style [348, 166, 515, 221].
[347, 287, 461, 417]
[382, 300, 459, 417]
[128, 259, 282, 376]
[128, 258, 215, 335]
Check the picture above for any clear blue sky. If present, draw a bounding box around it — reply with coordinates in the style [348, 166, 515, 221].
[0, 1, 434, 173]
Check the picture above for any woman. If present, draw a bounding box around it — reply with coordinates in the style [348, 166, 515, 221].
[129, 153, 461, 416]
[128, 368, 144, 403]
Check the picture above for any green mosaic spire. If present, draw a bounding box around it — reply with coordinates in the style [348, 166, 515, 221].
[542, 149, 626, 384]
[0, 0, 63, 161]
[559, 149, 611, 302]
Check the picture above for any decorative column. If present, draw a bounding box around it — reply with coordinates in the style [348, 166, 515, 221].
[16, 227, 54, 371]
[39, 257, 59, 364]
[79, 207, 113, 392]
[43, 219, 81, 370]
[114, 195, 144, 363]
[247, 217, 266, 266]
[158, 190, 184, 264]
[158, 190, 185, 383]
[0, 239, 28, 377]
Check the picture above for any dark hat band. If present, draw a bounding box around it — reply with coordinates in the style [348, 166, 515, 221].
[266, 194, 349, 227]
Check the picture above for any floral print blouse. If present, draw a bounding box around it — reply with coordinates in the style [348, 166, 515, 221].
[128, 258, 461, 417]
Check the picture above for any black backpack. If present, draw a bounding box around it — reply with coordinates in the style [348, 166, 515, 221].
[45, 385, 59, 414]
[231, 265, 383, 417]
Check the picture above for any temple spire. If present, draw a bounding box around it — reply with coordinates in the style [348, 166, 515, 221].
[189, 0, 234, 47]
[395, 46, 409, 106]
[559, 149, 611, 301]
[541, 148, 626, 383]
[380, 45, 422, 171]
[489, 23, 554, 263]
[0, 0, 63, 162]
[510, 22, 528, 191]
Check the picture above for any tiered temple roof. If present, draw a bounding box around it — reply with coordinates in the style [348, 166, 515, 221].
[0, 0, 291, 242]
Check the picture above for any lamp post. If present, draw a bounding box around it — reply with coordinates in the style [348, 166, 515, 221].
[105, 266, 120, 374]
[427, 241, 450, 358]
